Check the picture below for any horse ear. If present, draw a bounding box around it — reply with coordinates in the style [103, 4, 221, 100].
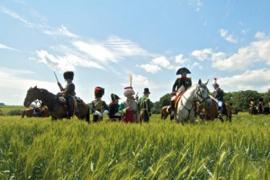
[205, 79, 209, 86]
[198, 79, 202, 85]
[34, 86, 37, 89]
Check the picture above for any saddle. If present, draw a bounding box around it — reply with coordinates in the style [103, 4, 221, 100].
[57, 95, 78, 115]
[173, 91, 186, 109]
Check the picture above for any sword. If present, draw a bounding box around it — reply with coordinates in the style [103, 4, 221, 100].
[53, 71, 60, 83]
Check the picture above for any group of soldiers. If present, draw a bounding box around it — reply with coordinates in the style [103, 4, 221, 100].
[57, 71, 152, 122]
[249, 97, 270, 114]
[56, 67, 225, 122]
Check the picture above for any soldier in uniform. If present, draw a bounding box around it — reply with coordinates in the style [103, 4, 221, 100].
[171, 67, 192, 119]
[58, 71, 76, 118]
[109, 93, 121, 121]
[90, 87, 108, 122]
[212, 79, 225, 119]
[120, 86, 138, 123]
[138, 88, 152, 122]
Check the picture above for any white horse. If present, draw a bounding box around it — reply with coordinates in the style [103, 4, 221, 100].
[176, 79, 210, 124]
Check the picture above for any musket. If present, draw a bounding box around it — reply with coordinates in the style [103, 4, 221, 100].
[54, 72, 63, 91]
[53, 71, 60, 83]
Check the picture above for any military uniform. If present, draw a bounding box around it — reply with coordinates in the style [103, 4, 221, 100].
[91, 87, 108, 122]
[213, 87, 224, 102]
[120, 86, 138, 123]
[109, 94, 121, 120]
[172, 77, 192, 92]
[58, 71, 76, 117]
[138, 96, 152, 122]
[213, 85, 225, 117]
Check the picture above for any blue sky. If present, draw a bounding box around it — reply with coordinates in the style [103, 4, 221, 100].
[1, 0, 270, 105]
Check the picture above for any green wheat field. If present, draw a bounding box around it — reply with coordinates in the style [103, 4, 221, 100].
[0, 113, 270, 179]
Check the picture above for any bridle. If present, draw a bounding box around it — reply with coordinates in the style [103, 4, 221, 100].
[195, 86, 210, 104]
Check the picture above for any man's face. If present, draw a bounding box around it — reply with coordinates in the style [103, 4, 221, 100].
[144, 93, 150, 97]
[66, 79, 72, 83]
[181, 73, 187, 78]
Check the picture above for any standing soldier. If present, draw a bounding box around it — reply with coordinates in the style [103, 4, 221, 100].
[58, 71, 76, 118]
[212, 78, 225, 119]
[138, 88, 152, 122]
[109, 93, 121, 121]
[171, 67, 192, 119]
[120, 86, 138, 123]
[90, 87, 108, 122]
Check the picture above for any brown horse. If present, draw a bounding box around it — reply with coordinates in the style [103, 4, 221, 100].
[197, 99, 232, 122]
[21, 107, 50, 118]
[160, 105, 172, 120]
[24, 86, 90, 122]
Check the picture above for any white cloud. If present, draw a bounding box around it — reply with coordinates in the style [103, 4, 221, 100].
[43, 25, 79, 38]
[219, 69, 270, 92]
[175, 54, 187, 64]
[191, 48, 213, 61]
[36, 50, 104, 72]
[105, 36, 149, 57]
[152, 56, 173, 69]
[139, 64, 161, 73]
[0, 67, 57, 105]
[73, 41, 116, 64]
[219, 28, 238, 44]
[212, 35, 270, 70]
[139, 56, 175, 73]
[255, 31, 267, 40]
[0, 43, 17, 51]
[1, 6, 79, 39]
[0, 6, 33, 27]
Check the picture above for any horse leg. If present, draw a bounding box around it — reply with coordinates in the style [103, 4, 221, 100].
[21, 111, 25, 118]
[86, 106, 90, 123]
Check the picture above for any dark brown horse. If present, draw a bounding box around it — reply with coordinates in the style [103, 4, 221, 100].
[24, 86, 90, 122]
[197, 99, 232, 122]
[21, 106, 50, 118]
[160, 105, 172, 120]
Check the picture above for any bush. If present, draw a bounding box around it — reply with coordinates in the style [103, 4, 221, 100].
[0, 109, 3, 116]
[7, 109, 22, 116]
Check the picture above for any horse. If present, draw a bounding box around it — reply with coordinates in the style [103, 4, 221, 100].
[175, 79, 211, 124]
[160, 105, 172, 120]
[24, 86, 90, 122]
[197, 98, 232, 122]
[249, 103, 258, 115]
[21, 106, 50, 118]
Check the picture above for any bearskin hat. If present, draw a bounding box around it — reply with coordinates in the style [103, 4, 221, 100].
[95, 86, 104, 98]
[63, 71, 74, 80]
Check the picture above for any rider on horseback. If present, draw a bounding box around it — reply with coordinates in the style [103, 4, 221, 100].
[212, 78, 224, 119]
[171, 67, 192, 118]
[58, 71, 76, 118]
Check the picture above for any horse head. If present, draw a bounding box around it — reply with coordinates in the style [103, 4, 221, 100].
[24, 86, 42, 107]
[196, 79, 210, 103]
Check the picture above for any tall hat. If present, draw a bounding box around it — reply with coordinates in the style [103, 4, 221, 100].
[63, 71, 74, 80]
[124, 86, 135, 97]
[213, 77, 219, 87]
[111, 93, 120, 101]
[143, 88, 150, 94]
[176, 67, 191, 75]
[94, 86, 104, 98]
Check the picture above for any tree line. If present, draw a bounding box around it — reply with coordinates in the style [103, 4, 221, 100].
[152, 90, 270, 114]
